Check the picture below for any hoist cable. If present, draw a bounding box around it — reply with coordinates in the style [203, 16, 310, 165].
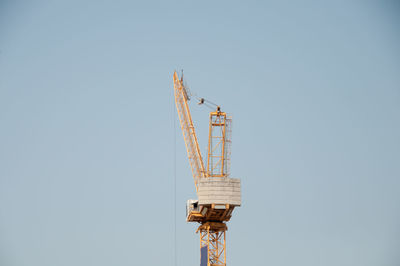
[173, 87, 177, 266]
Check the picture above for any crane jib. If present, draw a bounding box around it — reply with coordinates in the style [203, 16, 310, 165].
[173, 72, 206, 192]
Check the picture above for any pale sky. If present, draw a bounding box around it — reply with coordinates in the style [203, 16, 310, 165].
[1, 1, 399, 266]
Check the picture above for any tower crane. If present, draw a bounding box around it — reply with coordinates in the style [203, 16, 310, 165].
[173, 71, 241, 266]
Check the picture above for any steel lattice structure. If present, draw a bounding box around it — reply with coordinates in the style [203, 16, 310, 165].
[173, 71, 241, 266]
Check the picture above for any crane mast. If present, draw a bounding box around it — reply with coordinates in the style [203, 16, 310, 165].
[173, 71, 241, 266]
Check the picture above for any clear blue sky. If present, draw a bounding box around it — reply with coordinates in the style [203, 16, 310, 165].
[1, 1, 399, 266]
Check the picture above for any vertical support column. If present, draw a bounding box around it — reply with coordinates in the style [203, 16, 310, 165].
[207, 112, 227, 177]
[200, 229, 208, 266]
[199, 222, 227, 266]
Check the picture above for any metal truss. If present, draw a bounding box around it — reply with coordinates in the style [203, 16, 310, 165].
[198, 222, 227, 266]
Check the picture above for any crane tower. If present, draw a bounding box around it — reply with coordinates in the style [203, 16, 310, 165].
[173, 71, 241, 266]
